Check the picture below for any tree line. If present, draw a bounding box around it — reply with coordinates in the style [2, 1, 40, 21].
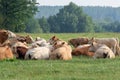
[0, 1, 120, 33]
[36, 6, 120, 22]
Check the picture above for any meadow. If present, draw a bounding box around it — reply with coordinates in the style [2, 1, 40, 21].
[0, 33, 120, 80]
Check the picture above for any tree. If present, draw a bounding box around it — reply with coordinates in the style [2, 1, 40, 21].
[0, 0, 38, 32]
[25, 17, 43, 33]
[39, 17, 50, 33]
[48, 16, 60, 33]
[48, 2, 94, 33]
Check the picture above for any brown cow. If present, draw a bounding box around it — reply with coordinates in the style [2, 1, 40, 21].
[0, 29, 16, 44]
[48, 35, 61, 45]
[0, 29, 9, 44]
[11, 41, 28, 59]
[0, 45, 14, 60]
[68, 37, 89, 48]
[16, 35, 34, 44]
[49, 41, 72, 60]
[72, 44, 94, 57]
[16, 46, 28, 59]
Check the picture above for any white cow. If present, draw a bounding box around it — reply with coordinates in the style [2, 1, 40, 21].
[25, 47, 51, 60]
[89, 37, 120, 56]
[89, 42, 115, 59]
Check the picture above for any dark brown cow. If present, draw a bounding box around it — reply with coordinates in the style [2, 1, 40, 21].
[16, 46, 28, 59]
[68, 37, 89, 48]
[0, 29, 16, 44]
[0, 29, 9, 44]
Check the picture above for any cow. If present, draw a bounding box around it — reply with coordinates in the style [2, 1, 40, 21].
[72, 44, 94, 57]
[25, 47, 51, 60]
[0, 45, 14, 60]
[16, 35, 34, 44]
[31, 37, 48, 48]
[88, 37, 120, 56]
[0, 29, 33, 45]
[49, 41, 72, 60]
[48, 35, 61, 45]
[16, 46, 28, 59]
[0, 29, 9, 44]
[3, 35, 33, 47]
[0, 29, 16, 44]
[7, 30, 16, 38]
[89, 42, 115, 59]
[10, 41, 28, 59]
[68, 37, 89, 48]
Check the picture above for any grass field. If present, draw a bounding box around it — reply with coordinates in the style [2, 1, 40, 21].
[0, 33, 120, 80]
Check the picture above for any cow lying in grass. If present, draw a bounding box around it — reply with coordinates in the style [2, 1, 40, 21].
[68, 37, 89, 48]
[0, 29, 16, 44]
[0, 44, 14, 60]
[48, 35, 68, 46]
[88, 37, 120, 56]
[25, 47, 51, 60]
[13, 35, 34, 44]
[49, 41, 72, 60]
[72, 44, 94, 57]
[11, 41, 28, 59]
[25, 38, 52, 60]
[89, 42, 115, 59]
[48, 35, 63, 45]
[30, 37, 49, 48]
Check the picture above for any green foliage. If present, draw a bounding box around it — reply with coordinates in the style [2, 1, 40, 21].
[48, 2, 95, 33]
[36, 6, 120, 32]
[0, 0, 38, 32]
[83, 6, 120, 21]
[94, 19, 120, 32]
[39, 17, 50, 33]
[25, 17, 43, 33]
[36, 6, 120, 22]
[48, 16, 60, 33]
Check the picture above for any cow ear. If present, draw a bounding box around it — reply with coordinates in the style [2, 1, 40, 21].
[52, 36, 56, 39]
[3, 31, 7, 34]
[62, 42, 65, 45]
[54, 42, 57, 45]
[92, 42, 96, 47]
[91, 42, 94, 46]
[91, 37, 95, 40]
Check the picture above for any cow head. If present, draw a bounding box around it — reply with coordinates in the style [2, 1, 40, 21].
[25, 35, 34, 44]
[48, 35, 60, 45]
[88, 37, 96, 44]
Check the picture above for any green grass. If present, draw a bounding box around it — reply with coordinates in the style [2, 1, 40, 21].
[1, 33, 120, 80]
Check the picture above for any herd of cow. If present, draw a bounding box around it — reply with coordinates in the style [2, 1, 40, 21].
[0, 29, 120, 60]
